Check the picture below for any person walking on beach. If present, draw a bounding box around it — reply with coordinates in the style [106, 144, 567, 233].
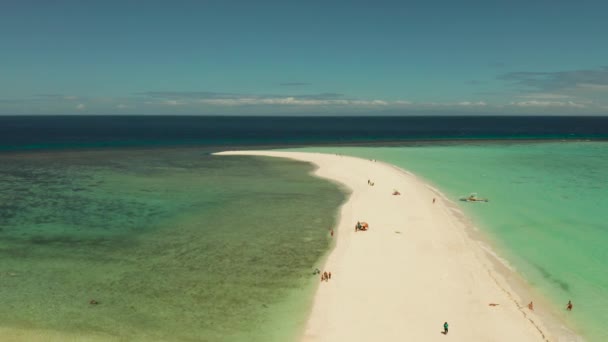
[528, 301, 534, 310]
[330, 229, 334, 237]
[328, 272, 331, 280]
[443, 322, 449, 335]
[433, 198, 436, 204]
[566, 300, 573, 311]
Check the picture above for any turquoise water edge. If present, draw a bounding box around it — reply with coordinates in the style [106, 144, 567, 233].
[290, 142, 607, 341]
[0, 149, 345, 341]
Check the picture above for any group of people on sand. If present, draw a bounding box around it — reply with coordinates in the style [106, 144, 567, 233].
[355, 221, 368, 232]
[313, 267, 332, 282]
[527, 300, 574, 311]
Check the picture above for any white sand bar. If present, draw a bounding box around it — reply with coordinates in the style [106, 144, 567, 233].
[216, 151, 553, 342]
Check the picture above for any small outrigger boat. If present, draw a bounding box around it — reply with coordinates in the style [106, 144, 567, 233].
[459, 193, 489, 202]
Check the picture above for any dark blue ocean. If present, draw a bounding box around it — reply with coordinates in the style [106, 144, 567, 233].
[1, 116, 607, 151]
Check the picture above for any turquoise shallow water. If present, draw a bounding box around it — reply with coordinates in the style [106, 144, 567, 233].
[289, 142, 608, 341]
[0, 149, 345, 341]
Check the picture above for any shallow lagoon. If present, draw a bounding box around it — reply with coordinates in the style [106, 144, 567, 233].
[0, 148, 345, 341]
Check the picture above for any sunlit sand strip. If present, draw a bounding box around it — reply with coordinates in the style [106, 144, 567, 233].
[216, 151, 555, 342]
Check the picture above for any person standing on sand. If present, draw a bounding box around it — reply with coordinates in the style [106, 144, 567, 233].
[328, 272, 331, 280]
[330, 229, 334, 237]
[566, 300, 573, 311]
[433, 198, 436, 204]
[443, 322, 448, 335]
[528, 301, 534, 310]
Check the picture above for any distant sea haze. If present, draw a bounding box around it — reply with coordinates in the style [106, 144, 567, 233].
[1, 116, 607, 151]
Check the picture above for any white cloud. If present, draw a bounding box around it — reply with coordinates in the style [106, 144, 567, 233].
[420, 101, 487, 107]
[76, 103, 86, 110]
[517, 93, 571, 99]
[138, 91, 413, 109]
[509, 100, 585, 108]
[457, 101, 487, 106]
[349, 99, 388, 106]
[196, 97, 398, 106]
[163, 100, 185, 106]
[394, 100, 412, 105]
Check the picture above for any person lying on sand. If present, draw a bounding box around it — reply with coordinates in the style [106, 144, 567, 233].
[488, 303, 499, 306]
[392, 190, 401, 195]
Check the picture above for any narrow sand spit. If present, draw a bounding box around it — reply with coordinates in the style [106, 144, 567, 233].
[216, 151, 554, 342]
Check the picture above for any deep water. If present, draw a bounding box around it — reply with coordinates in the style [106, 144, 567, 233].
[1, 116, 607, 152]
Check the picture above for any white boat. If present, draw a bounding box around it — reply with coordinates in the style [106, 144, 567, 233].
[459, 192, 489, 202]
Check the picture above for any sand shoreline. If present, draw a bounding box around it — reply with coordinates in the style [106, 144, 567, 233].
[383, 162, 582, 341]
[216, 151, 574, 342]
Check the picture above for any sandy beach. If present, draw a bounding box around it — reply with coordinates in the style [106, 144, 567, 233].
[216, 151, 554, 342]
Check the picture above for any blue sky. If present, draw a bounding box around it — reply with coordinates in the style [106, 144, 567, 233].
[1, 1, 607, 115]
